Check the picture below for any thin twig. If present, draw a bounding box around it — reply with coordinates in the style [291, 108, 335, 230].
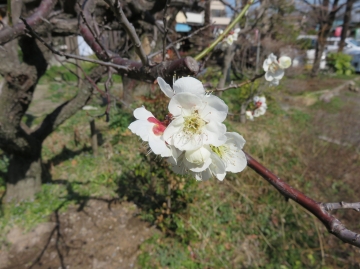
[0, 0, 56, 45]
[210, 73, 265, 92]
[20, 17, 129, 71]
[194, 0, 254, 61]
[148, 23, 214, 59]
[104, 0, 149, 66]
[218, 0, 240, 14]
[162, 0, 169, 61]
[323, 202, 360, 212]
[77, 3, 110, 59]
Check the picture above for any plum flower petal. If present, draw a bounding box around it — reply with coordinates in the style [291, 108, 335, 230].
[246, 111, 254, 121]
[168, 147, 226, 181]
[164, 92, 227, 151]
[263, 53, 291, 86]
[157, 77, 205, 98]
[190, 153, 226, 181]
[253, 106, 267, 117]
[128, 106, 171, 157]
[210, 132, 247, 173]
[279, 56, 292, 69]
[157, 77, 174, 98]
[253, 96, 267, 118]
[184, 146, 212, 172]
[173, 77, 205, 95]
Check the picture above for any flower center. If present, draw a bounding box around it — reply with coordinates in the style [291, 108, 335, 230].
[183, 111, 206, 135]
[269, 62, 280, 73]
[210, 145, 227, 158]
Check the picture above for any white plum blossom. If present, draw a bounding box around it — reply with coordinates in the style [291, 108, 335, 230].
[263, 53, 292, 86]
[215, 28, 241, 50]
[157, 77, 205, 98]
[128, 76, 249, 182]
[246, 110, 254, 121]
[210, 132, 247, 173]
[253, 96, 267, 117]
[128, 106, 171, 157]
[225, 28, 240, 46]
[163, 92, 228, 151]
[168, 147, 226, 181]
[168, 132, 246, 181]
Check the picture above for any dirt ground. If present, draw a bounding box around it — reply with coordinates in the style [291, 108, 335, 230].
[0, 200, 157, 269]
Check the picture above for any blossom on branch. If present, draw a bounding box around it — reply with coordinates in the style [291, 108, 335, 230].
[128, 77, 247, 181]
[168, 132, 247, 181]
[253, 96, 267, 117]
[157, 77, 205, 98]
[263, 53, 292, 86]
[128, 106, 171, 157]
[163, 92, 228, 151]
[215, 28, 241, 50]
[246, 111, 254, 121]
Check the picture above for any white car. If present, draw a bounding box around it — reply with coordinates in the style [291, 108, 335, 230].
[296, 35, 327, 69]
[297, 35, 360, 71]
[325, 37, 360, 53]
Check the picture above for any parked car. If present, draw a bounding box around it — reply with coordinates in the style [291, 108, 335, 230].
[297, 35, 360, 72]
[296, 35, 327, 69]
[325, 37, 360, 53]
[325, 37, 360, 72]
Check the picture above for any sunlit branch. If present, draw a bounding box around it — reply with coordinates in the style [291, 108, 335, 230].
[210, 73, 265, 92]
[245, 151, 360, 248]
[20, 18, 129, 72]
[323, 202, 360, 212]
[194, 0, 254, 61]
[0, 0, 57, 45]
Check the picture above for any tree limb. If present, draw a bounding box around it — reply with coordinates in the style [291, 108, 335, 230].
[0, 0, 57, 45]
[79, 0, 198, 83]
[20, 18, 130, 71]
[104, 0, 149, 66]
[148, 23, 214, 60]
[245, 151, 360, 248]
[210, 73, 265, 92]
[323, 202, 360, 212]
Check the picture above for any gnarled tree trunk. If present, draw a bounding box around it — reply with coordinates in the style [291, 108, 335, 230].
[6, 151, 42, 202]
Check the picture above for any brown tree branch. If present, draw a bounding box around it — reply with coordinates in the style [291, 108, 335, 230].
[162, 0, 169, 61]
[77, 3, 111, 59]
[0, 0, 57, 45]
[79, 0, 199, 83]
[245, 151, 360, 248]
[210, 73, 265, 92]
[148, 23, 214, 59]
[323, 202, 360, 212]
[20, 17, 130, 71]
[104, 0, 149, 66]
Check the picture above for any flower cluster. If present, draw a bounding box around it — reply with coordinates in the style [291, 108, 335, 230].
[215, 28, 241, 50]
[129, 77, 247, 181]
[263, 53, 292, 86]
[246, 96, 267, 121]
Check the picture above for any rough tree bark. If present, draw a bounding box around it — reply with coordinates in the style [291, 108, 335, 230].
[0, 0, 199, 202]
[0, 30, 107, 201]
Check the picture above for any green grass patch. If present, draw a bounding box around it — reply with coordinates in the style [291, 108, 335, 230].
[311, 96, 344, 114]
